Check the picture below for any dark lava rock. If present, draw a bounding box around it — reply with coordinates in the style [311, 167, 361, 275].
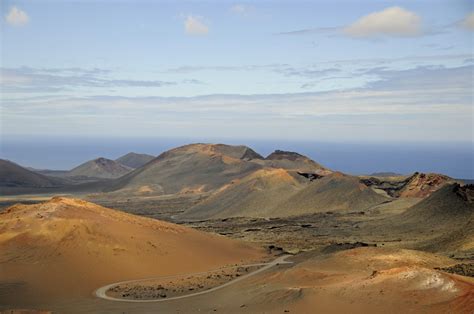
[266, 150, 306, 161]
[322, 242, 376, 254]
[435, 263, 474, 277]
[267, 245, 285, 254]
[297, 171, 323, 181]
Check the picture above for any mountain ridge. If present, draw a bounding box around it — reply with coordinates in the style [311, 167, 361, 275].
[115, 152, 155, 169]
[105, 143, 329, 196]
[68, 157, 133, 179]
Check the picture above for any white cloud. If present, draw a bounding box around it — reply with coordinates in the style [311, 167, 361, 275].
[460, 12, 474, 31]
[344, 7, 422, 38]
[184, 15, 209, 36]
[5, 6, 29, 27]
[230, 4, 254, 16]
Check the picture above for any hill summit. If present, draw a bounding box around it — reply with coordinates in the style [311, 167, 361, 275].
[68, 157, 132, 179]
[265, 149, 330, 173]
[115, 152, 155, 169]
[106, 143, 329, 196]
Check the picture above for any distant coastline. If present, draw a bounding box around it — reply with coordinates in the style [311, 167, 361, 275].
[1, 136, 472, 179]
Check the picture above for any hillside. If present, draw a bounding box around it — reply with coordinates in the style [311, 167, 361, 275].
[273, 173, 390, 216]
[106, 144, 266, 195]
[397, 172, 453, 198]
[183, 168, 306, 219]
[68, 157, 132, 179]
[236, 247, 473, 313]
[263, 150, 330, 174]
[395, 183, 473, 224]
[0, 197, 265, 303]
[0, 159, 65, 189]
[377, 184, 474, 256]
[105, 143, 330, 197]
[115, 152, 155, 169]
[182, 172, 389, 219]
[26, 167, 70, 178]
[369, 172, 403, 177]
[360, 172, 453, 198]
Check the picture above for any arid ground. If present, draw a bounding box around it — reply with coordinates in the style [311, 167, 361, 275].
[0, 144, 473, 313]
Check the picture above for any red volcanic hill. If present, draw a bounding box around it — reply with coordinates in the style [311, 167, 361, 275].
[0, 197, 266, 303]
[397, 172, 453, 198]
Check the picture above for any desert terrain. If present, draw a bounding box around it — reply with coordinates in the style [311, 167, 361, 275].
[0, 143, 473, 313]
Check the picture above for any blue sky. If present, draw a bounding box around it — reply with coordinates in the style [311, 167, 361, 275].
[0, 0, 473, 142]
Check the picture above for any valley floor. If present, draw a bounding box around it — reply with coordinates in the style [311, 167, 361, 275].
[1, 248, 473, 314]
[1, 194, 473, 313]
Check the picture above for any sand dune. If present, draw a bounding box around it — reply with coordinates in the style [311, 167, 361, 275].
[0, 197, 266, 304]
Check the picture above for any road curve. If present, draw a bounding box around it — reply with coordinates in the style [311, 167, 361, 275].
[95, 255, 293, 303]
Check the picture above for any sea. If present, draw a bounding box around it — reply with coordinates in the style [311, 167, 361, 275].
[1, 136, 473, 180]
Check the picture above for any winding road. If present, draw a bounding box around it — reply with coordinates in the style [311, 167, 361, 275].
[95, 255, 293, 303]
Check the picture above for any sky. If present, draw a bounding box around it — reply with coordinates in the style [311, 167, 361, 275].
[0, 1, 473, 145]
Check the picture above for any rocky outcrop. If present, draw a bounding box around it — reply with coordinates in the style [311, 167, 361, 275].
[361, 172, 454, 198]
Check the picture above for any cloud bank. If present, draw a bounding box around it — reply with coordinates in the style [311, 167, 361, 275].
[5, 6, 29, 26]
[279, 6, 426, 39]
[0, 67, 204, 93]
[459, 12, 474, 31]
[184, 15, 209, 35]
[230, 4, 254, 16]
[344, 7, 422, 38]
[2, 64, 472, 142]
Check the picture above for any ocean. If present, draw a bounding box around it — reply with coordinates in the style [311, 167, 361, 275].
[1, 136, 472, 179]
